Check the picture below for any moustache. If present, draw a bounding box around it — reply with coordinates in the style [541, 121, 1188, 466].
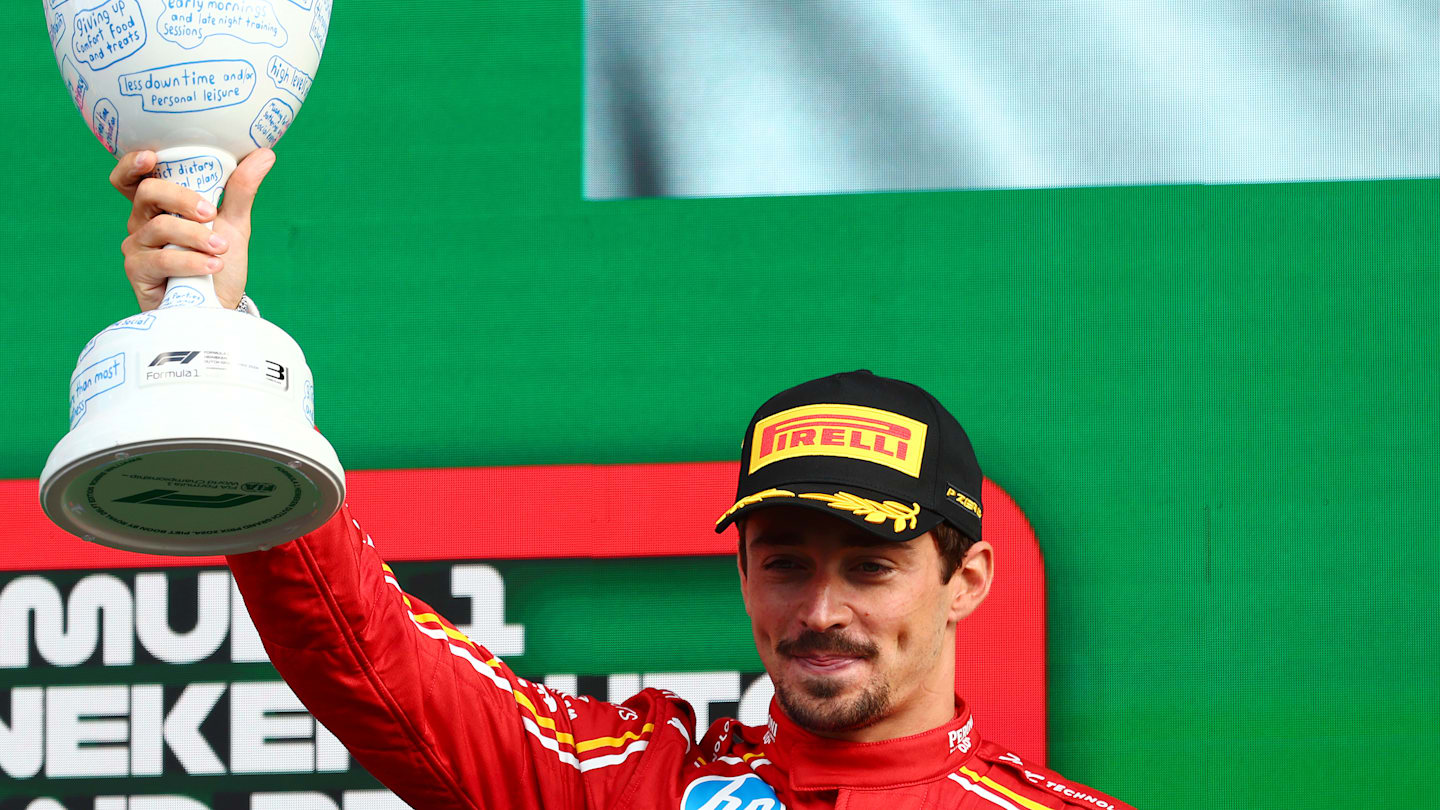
[776, 630, 877, 659]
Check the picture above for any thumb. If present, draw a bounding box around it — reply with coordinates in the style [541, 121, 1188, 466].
[218, 148, 277, 227]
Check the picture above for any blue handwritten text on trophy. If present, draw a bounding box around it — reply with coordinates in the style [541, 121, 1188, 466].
[60, 55, 90, 111]
[309, 0, 331, 55]
[156, 155, 225, 193]
[93, 97, 121, 154]
[47, 6, 67, 50]
[158, 0, 289, 50]
[73, 0, 148, 71]
[70, 353, 127, 429]
[159, 287, 207, 308]
[118, 60, 258, 113]
[77, 315, 156, 366]
[250, 97, 295, 148]
[266, 54, 313, 102]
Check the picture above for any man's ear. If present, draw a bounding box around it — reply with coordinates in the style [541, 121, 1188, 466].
[948, 541, 993, 624]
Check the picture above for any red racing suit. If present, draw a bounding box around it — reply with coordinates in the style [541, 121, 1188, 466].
[228, 505, 1134, 810]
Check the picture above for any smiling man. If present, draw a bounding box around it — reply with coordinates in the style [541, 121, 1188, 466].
[111, 154, 1133, 809]
[739, 502, 975, 728]
[719, 370, 996, 750]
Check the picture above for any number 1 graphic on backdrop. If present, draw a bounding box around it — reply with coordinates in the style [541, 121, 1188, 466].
[39, 0, 345, 556]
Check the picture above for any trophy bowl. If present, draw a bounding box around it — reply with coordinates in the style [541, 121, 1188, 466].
[39, 0, 343, 555]
[45, 0, 332, 172]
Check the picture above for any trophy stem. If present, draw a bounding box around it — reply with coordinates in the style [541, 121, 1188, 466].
[153, 146, 239, 310]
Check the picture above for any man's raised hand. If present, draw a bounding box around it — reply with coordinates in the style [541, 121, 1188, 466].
[113, 148, 275, 311]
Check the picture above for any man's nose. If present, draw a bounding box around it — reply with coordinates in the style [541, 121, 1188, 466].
[797, 576, 852, 632]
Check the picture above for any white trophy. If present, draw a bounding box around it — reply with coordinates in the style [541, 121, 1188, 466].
[39, 0, 343, 555]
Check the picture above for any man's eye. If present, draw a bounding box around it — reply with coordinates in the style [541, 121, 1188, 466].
[763, 558, 799, 570]
[857, 562, 893, 575]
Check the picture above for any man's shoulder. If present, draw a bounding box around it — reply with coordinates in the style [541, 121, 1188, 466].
[965, 741, 1136, 810]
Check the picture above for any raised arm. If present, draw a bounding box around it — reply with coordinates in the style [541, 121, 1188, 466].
[109, 153, 696, 806]
[227, 506, 694, 808]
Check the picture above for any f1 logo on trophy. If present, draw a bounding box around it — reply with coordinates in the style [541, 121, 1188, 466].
[39, 0, 343, 555]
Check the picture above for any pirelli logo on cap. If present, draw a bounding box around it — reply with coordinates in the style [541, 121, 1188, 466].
[750, 404, 928, 478]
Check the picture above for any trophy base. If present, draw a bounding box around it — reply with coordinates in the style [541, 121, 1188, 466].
[40, 431, 344, 557]
[39, 307, 344, 556]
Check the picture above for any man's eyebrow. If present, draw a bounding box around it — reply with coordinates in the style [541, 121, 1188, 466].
[748, 532, 802, 547]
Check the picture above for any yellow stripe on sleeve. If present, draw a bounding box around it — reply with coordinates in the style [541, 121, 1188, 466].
[575, 724, 655, 754]
[410, 613, 477, 648]
[479, 658, 570, 743]
[958, 767, 1052, 810]
[511, 689, 569, 738]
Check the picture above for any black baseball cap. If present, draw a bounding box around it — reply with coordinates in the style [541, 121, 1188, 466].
[715, 370, 982, 543]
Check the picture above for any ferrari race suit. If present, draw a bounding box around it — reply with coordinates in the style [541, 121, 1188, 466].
[227, 505, 1134, 810]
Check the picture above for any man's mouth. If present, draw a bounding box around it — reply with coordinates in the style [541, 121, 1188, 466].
[776, 630, 878, 674]
[778, 631, 877, 677]
[791, 654, 862, 674]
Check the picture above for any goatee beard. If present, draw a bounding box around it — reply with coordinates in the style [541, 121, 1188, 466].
[776, 674, 890, 733]
[773, 629, 888, 732]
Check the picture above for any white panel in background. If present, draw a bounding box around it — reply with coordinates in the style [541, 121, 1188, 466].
[588, 0, 1440, 197]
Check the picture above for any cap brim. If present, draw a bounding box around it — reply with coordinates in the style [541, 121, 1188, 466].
[714, 482, 944, 542]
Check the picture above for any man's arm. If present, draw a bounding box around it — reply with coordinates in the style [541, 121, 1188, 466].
[228, 506, 695, 809]
[112, 154, 698, 806]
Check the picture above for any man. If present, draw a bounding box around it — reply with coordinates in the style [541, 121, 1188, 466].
[112, 151, 1133, 809]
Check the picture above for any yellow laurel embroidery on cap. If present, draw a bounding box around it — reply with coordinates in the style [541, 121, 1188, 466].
[798, 491, 920, 532]
[716, 487, 797, 526]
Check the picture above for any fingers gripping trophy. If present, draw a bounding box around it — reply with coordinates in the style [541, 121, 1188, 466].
[39, 0, 343, 555]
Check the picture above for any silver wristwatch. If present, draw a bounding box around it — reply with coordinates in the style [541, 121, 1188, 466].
[235, 294, 261, 318]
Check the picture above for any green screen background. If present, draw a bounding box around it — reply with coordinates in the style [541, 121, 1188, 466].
[5, 3, 1438, 807]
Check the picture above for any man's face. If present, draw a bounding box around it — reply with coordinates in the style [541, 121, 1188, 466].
[738, 506, 986, 740]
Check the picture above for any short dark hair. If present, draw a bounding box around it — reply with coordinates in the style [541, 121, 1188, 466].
[930, 521, 977, 583]
[738, 519, 977, 583]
